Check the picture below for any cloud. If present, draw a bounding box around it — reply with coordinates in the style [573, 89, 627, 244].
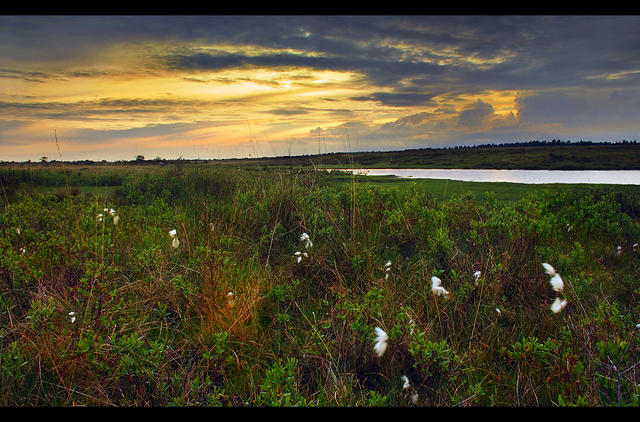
[515, 88, 640, 130]
[3, 16, 640, 160]
[0, 97, 219, 124]
[350, 91, 439, 107]
[457, 100, 497, 129]
[269, 108, 310, 116]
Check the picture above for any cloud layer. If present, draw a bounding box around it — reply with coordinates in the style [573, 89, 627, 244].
[1, 16, 640, 160]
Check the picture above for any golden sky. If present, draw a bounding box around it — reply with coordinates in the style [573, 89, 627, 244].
[1, 16, 640, 161]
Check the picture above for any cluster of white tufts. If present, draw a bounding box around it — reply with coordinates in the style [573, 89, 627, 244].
[384, 260, 392, 280]
[300, 232, 313, 249]
[294, 251, 308, 263]
[543, 262, 567, 313]
[97, 208, 119, 225]
[400, 375, 419, 404]
[294, 232, 313, 263]
[17, 228, 25, 255]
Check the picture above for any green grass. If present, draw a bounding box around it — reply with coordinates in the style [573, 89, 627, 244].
[1, 163, 639, 406]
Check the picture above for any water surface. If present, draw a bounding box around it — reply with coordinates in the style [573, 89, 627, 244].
[329, 168, 640, 185]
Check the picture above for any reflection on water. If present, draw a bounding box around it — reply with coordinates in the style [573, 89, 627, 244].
[329, 168, 640, 185]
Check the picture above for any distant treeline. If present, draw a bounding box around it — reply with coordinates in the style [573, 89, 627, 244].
[449, 139, 639, 149]
[2, 140, 640, 170]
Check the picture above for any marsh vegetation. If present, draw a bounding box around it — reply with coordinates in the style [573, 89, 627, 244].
[1, 161, 639, 406]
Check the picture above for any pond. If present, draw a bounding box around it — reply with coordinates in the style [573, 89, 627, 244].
[327, 168, 640, 185]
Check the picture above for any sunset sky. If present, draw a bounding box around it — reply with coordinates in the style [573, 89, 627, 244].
[2, 15, 640, 161]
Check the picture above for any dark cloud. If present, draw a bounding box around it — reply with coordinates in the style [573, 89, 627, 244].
[4, 16, 640, 90]
[457, 100, 495, 129]
[515, 88, 640, 129]
[0, 98, 217, 121]
[269, 108, 310, 116]
[350, 92, 439, 107]
[0, 68, 54, 83]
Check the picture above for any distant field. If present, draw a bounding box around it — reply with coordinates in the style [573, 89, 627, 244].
[4, 160, 640, 204]
[0, 163, 640, 201]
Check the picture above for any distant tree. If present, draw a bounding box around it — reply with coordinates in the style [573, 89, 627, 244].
[135, 155, 145, 162]
[41, 156, 48, 163]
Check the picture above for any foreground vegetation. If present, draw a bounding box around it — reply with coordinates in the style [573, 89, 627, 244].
[1, 164, 640, 406]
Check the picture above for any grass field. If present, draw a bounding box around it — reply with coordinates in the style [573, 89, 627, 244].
[1, 161, 639, 406]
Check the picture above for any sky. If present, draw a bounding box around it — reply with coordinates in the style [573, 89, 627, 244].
[1, 15, 640, 162]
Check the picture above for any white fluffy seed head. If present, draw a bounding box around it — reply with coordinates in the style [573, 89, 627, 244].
[169, 229, 177, 238]
[374, 327, 388, 343]
[473, 270, 481, 279]
[549, 273, 564, 292]
[171, 237, 180, 249]
[550, 297, 568, 314]
[373, 327, 389, 357]
[113, 215, 120, 225]
[300, 232, 313, 249]
[542, 263, 556, 276]
[401, 375, 410, 390]
[431, 277, 449, 296]
[374, 340, 388, 357]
